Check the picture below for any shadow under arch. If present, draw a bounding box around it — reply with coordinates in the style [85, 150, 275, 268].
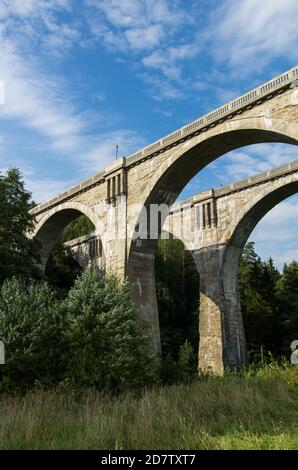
[127, 126, 298, 364]
[33, 201, 103, 272]
[156, 231, 200, 361]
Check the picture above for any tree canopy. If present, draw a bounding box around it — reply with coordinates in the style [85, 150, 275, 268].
[0, 168, 41, 283]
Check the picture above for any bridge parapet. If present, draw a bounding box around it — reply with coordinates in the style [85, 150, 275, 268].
[170, 158, 298, 214]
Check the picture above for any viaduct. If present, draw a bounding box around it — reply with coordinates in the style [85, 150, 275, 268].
[31, 66, 298, 374]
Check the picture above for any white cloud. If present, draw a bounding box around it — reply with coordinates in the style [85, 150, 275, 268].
[0, 41, 86, 152]
[211, 0, 298, 70]
[125, 24, 165, 51]
[25, 176, 74, 204]
[80, 129, 146, 174]
[139, 73, 184, 100]
[0, 161, 74, 204]
[0, 0, 70, 18]
[142, 43, 200, 80]
[213, 144, 298, 182]
[87, 0, 186, 53]
[249, 197, 298, 269]
[86, 0, 196, 98]
[0, 1, 144, 175]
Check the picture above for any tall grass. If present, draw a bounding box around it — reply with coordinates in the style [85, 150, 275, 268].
[0, 364, 297, 450]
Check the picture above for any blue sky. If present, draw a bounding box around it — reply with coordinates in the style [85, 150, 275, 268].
[0, 0, 298, 268]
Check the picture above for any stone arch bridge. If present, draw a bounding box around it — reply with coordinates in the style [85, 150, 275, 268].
[31, 66, 298, 374]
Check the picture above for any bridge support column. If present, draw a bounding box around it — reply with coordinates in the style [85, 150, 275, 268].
[194, 246, 247, 375]
[127, 241, 161, 356]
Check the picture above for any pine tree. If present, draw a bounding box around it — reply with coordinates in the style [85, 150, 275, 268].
[64, 271, 157, 391]
[0, 168, 41, 283]
[239, 242, 280, 360]
[276, 261, 298, 353]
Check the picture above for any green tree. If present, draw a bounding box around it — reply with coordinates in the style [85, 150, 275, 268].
[239, 242, 281, 361]
[0, 278, 67, 391]
[0, 168, 41, 283]
[155, 236, 199, 359]
[64, 271, 157, 391]
[61, 215, 94, 242]
[45, 243, 82, 295]
[276, 261, 298, 353]
[44, 215, 94, 291]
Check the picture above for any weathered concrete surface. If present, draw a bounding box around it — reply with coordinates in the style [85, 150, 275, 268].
[30, 67, 298, 374]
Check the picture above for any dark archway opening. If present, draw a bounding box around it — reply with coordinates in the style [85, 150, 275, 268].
[37, 213, 96, 295]
[155, 234, 200, 375]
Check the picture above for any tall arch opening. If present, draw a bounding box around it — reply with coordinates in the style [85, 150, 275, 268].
[223, 182, 298, 363]
[127, 124, 298, 373]
[155, 233, 200, 362]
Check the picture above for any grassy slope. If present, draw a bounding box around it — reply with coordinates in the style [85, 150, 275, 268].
[0, 365, 297, 450]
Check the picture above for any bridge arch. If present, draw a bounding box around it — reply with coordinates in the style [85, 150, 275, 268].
[32, 201, 104, 272]
[222, 180, 298, 313]
[138, 123, 298, 210]
[127, 117, 298, 369]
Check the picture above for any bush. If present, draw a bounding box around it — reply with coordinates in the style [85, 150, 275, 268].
[161, 340, 197, 385]
[63, 271, 157, 391]
[0, 272, 158, 392]
[178, 340, 197, 382]
[0, 278, 67, 391]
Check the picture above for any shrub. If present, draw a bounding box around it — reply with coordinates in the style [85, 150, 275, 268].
[0, 278, 67, 391]
[178, 339, 197, 382]
[62, 271, 158, 392]
[0, 272, 158, 392]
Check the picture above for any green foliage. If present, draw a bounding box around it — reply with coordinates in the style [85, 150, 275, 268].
[161, 340, 197, 385]
[0, 278, 67, 391]
[239, 242, 280, 361]
[45, 243, 82, 295]
[276, 261, 298, 352]
[0, 364, 297, 450]
[239, 242, 298, 362]
[178, 340, 196, 382]
[155, 236, 199, 359]
[0, 168, 41, 283]
[0, 272, 157, 392]
[63, 271, 157, 391]
[61, 215, 95, 242]
[45, 215, 94, 291]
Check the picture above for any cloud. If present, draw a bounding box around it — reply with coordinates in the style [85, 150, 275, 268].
[87, 0, 186, 53]
[212, 143, 298, 182]
[139, 73, 184, 100]
[249, 197, 298, 269]
[125, 24, 165, 51]
[211, 0, 298, 70]
[86, 0, 197, 98]
[142, 43, 200, 80]
[0, 40, 86, 152]
[80, 129, 146, 174]
[25, 176, 74, 204]
[0, 1, 144, 175]
[0, 0, 71, 18]
[0, 160, 74, 204]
